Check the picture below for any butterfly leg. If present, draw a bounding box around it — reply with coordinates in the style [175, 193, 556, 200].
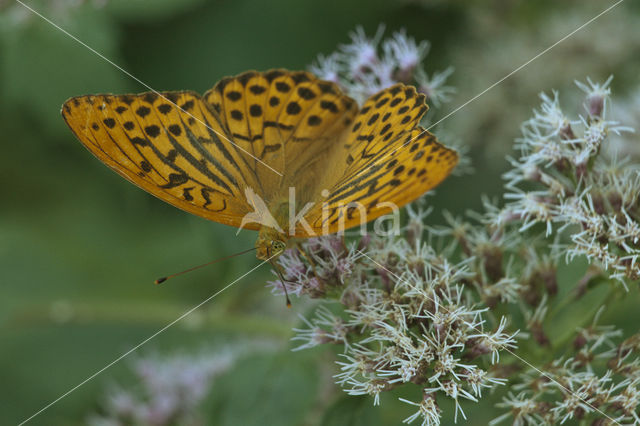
[269, 260, 293, 308]
[294, 241, 319, 276]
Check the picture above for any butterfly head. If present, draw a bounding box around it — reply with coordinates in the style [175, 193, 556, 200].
[256, 227, 288, 260]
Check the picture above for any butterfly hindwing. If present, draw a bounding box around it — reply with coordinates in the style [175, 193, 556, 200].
[61, 91, 261, 229]
[301, 84, 458, 235]
[341, 84, 429, 179]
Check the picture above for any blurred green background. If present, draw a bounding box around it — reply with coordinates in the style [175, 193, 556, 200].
[1, 0, 639, 425]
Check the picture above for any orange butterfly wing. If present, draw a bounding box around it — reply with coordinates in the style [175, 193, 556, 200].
[62, 91, 260, 229]
[203, 69, 358, 206]
[300, 84, 458, 236]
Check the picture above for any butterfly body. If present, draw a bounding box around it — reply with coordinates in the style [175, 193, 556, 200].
[62, 70, 458, 260]
[256, 226, 289, 260]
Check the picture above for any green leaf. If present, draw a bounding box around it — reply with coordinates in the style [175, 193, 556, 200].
[206, 351, 319, 426]
[1, 4, 129, 134]
[320, 396, 383, 426]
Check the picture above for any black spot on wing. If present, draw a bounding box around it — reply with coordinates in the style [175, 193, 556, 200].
[215, 77, 232, 93]
[291, 72, 311, 83]
[168, 124, 182, 136]
[249, 85, 267, 94]
[276, 82, 291, 93]
[307, 115, 322, 126]
[165, 93, 180, 103]
[160, 173, 189, 189]
[260, 144, 282, 158]
[237, 71, 256, 86]
[145, 125, 160, 138]
[367, 113, 379, 126]
[297, 87, 316, 100]
[143, 93, 158, 104]
[180, 100, 194, 111]
[320, 100, 338, 113]
[166, 149, 178, 162]
[249, 104, 262, 117]
[226, 91, 242, 101]
[182, 186, 194, 201]
[286, 102, 301, 115]
[230, 110, 243, 120]
[158, 104, 172, 114]
[264, 121, 294, 130]
[317, 82, 336, 94]
[136, 106, 151, 118]
[132, 136, 148, 146]
[265, 69, 284, 82]
[375, 97, 389, 108]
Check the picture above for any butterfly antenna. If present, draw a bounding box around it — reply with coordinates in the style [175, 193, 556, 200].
[154, 247, 256, 284]
[270, 260, 292, 308]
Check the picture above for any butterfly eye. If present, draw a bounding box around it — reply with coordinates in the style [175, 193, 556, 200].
[271, 240, 286, 254]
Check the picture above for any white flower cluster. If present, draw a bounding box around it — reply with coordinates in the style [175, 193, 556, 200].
[273, 232, 516, 425]
[499, 78, 639, 286]
[444, 1, 640, 158]
[492, 314, 640, 425]
[277, 70, 640, 424]
[310, 25, 454, 106]
[87, 349, 236, 426]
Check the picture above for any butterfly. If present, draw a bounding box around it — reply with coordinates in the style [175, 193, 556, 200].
[62, 69, 458, 262]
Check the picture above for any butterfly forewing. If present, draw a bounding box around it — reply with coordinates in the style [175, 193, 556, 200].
[61, 91, 260, 229]
[301, 84, 459, 235]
